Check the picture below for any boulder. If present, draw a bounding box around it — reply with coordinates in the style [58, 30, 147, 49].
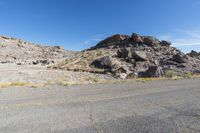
[131, 33, 143, 43]
[117, 48, 133, 58]
[187, 50, 199, 57]
[32, 60, 50, 65]
[127, 58, 136, 64]
[163, 60, 179, 66]
[173, 54, 188, 63]
[144, 66, 163, 77]
[32, 60, 39, 65]
[143, 36, 160, 47]
[1, 61, 10, 64]
[53, 46, 64, 50]
[117, 48, 147, 61]
[94, 34, 130, 49]
[116, 65, 131, 74]
[109, 34, 130, 41]
[40, 60, 49, 65]
[91, 56, 120, 69]
[161, 40, 171, 46]
[119, 73, 127, 79]
[114, 65, 133, 79]
[132, 51, 147, 61]
[17, 62, 23, 66]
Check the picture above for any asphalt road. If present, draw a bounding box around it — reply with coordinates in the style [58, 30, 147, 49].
[0, 79, 200, 133]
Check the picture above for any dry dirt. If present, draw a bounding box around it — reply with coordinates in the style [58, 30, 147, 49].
[0, 64, 114, 86]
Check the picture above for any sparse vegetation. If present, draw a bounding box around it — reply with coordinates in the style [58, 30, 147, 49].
[0, 82, 31, 88]
[183, 71, 192, 79]
[10, 82, 30, 86]
[164, 70, 178, 78]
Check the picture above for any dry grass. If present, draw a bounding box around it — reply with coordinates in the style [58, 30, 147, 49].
[0, 82, 35, 88]
[192, 74, 200, 78]
[52, 49, 117, 72]
[0, 73, 199, 88]
[42, 79, 71, 87]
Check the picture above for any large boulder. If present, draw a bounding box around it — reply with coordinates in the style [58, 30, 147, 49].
[117, 48, 147, 61]
[161, 40, 171, 46]
[143, 36, 160, 47]
[117, 47, 133, 58]
[172, 54, 188, 63]
[162, 60, 179, 66]
[32, 59, 51, 65]
[91, 56, 120, 69]
[93, 34, 130, 49]
[131, 33, 143, 44]
[143, 66, 163, 77]
[132, 50, 147, 61]
[113, 65, 134, 79]
[187, 50, 199, 58]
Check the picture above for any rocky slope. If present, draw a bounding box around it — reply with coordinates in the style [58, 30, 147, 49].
[0, 35, 74, 65]
[54, 33, 200, 78]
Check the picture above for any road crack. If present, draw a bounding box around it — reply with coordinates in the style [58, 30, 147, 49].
[88, 102, 104, 133]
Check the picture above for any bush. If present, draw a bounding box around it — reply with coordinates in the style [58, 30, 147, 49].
[165, 70, 178, 78]
[183, 72, 192, 79]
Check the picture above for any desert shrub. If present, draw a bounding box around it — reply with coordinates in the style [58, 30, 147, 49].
[165, 70, 178, 78]
[183, 71, 192, 79]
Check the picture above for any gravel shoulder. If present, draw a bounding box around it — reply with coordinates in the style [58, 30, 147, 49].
[0, 79, 200, 133]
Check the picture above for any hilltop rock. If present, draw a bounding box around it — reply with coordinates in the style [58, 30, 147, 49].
[131, 33, 143, 44]
[90, 34, 130, 50]
[187, 50, 200, 59]
[143, 36, 160, 47]
[161, 40, 171, 46]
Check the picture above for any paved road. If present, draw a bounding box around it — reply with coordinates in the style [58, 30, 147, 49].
[0, 79, 200, 133]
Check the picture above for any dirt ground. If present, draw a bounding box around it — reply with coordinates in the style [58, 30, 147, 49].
[0, 64, 114, 86]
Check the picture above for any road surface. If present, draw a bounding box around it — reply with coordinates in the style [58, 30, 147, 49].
[0, 79, 200, 133]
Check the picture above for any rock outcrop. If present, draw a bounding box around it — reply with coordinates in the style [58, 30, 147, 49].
[187, 50, 200, 59]
[53, 33, 200, 78]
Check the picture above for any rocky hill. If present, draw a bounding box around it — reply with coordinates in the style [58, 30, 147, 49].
[0, 35, 74, 65]
[53, 33, 200, 79]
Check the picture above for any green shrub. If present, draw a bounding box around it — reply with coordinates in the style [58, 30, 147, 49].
[165, 70, 178, 78]
[183, 72, 192, 79]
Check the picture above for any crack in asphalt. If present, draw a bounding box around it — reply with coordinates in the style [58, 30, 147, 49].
[88, 101, 104, 133]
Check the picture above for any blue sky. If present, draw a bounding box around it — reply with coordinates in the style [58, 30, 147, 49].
[0, 0, 200, 52]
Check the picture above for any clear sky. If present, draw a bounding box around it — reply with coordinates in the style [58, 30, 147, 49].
[0, 0, 200, 52]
